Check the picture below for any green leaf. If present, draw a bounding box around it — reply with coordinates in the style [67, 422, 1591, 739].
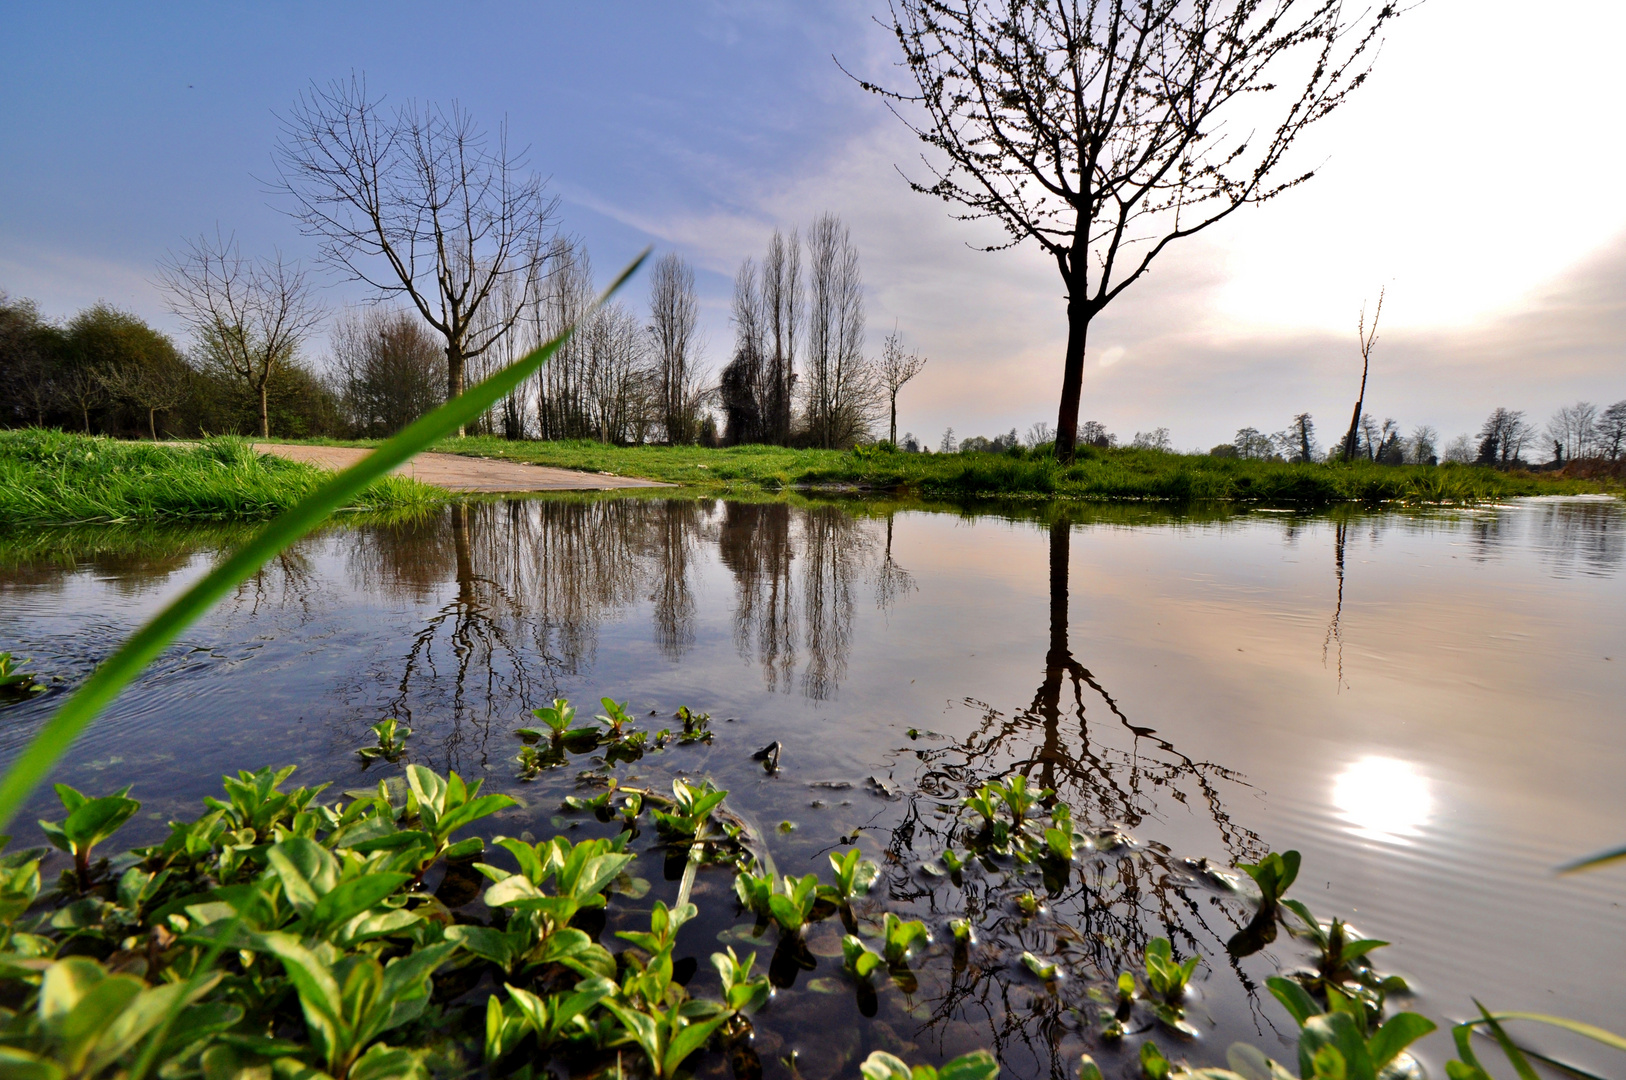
[1480, 1012, 1626, 1053]
[1367, 1013, 1436, 1071]
[0, 1048, 64, 1080]
[304, 873, 411, 938]
[1267, 976, 1321, 1028]
[0, 251, 646, 833]
[937, 1051, 1000, 1080]
[662, 1012, 732, 1077]
[255, 932, 343, 1059]
[860, 1051, 916, 1080]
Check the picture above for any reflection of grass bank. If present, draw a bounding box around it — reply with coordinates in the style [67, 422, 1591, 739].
[0, 429, 445, 525]
[262, 435, 1616, 504]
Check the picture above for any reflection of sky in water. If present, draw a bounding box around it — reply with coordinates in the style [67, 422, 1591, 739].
[1332, 756, 1433, 843]
[2, 496, 1625, 1064]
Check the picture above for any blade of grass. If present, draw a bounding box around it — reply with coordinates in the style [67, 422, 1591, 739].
[0, 251, 648, 830]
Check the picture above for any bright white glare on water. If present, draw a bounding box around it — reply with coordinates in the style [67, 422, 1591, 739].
[1332, 757, 1433, 843]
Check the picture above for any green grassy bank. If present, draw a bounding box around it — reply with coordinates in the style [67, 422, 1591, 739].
[0, 429, 444, 525]
[275, 434, 1615, 504]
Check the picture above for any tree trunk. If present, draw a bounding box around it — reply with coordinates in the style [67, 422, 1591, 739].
[447, 344, 466, 438]
[889, 395, 898, 446]
[1340, 401, 1362, 462]
[148, 408, 158, 441]
[1053, 291, 1089, 463]
[82, 406, 91, 433]
[259, 384, 271, 439]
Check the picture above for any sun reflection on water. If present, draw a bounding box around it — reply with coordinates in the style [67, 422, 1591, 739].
[1332, 756, 1433, 843]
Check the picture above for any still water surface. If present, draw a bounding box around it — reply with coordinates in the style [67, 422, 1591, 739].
[1, 496, 1622, 1076]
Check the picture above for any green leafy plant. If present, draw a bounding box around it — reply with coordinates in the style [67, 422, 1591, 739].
[823, 846, 878, 903]
[1145, 937, 1199, 1001]
[484, 976, 616, 1065]
[962, 784, 1002, 825]
[767, 873, 820, 935]
[652, 778, 727, 841]
[1266, 975, 1435, 1080]
[843, 933, 884, 980]
[997, 775, 1050, 826]
[601, 997, 731, 1080]
[0, 652, 46, 698]
[1044, 801, 1077, 861]
[1022, 951, 1059, 981]
[860, 1049, 1000, 1080]
[713, 946, 771, 1014]
[733, 866, 775, 920]
[258, 932, 456, 1079]
[38, 783, 139, 891]
[595, 697, 636, 738]
[355, 717, 410, 762]
[1281, 900, 1403, 1017]
[519, 698, 598, 747]
[514, 743, 546, 780]
[881, 911, 929, 965]
[674, 705, 712, 744]
[1229, 849, 1301, 955]
[204, 764, 327, 844]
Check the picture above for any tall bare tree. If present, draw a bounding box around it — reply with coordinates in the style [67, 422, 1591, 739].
[804, 213, 877, 448]
[856, 0, 1397, 461]
[274, 76, 558, 435]
[879, 328, 928, 446]
[720, 259, 768, 445]
[1339, 288, 1384, 461]
[760, 229, 802, 443]
[158, 231, 321, 438]
[100, 359, 191, 440]
[533, 238, 596, 440]
[647, 252, 703, 444]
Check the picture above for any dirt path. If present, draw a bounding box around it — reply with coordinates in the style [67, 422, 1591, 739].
[252, 443, 673, 493]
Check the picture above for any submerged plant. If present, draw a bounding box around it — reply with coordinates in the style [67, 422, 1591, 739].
[0, 653, 46, 699]
[767, 873, 820, 935]
[1229, 849, 1301, 956]
[1282, 899, 1404, 1017]
[355, 717, 410, 762]
[843, 934, 884, 980]
[881, 912, 929, 965]
[652, 778, 727, 841]
[595, 697, 637, 738]
[674, 705, 713, 744]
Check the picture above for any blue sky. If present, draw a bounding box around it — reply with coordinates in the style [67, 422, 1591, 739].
[4, 1, 1624, 451]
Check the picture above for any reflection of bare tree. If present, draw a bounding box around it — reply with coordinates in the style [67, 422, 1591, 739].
[719, 503, 798, 693]
[874, 513, 916, 612]
[874, 515, 1264, 1078]
[1322, 518, 1347, 689]
[801, 506, 871, 700]
[644, 500, 707, 660]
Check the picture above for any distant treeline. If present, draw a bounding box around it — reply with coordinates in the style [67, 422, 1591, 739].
[934, 406, 1626, 470]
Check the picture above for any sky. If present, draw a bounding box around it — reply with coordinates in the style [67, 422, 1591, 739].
[3, 1, 1623, 452]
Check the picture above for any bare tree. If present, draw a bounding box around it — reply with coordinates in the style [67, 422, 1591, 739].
[1407, 424, 1437, 465]
[101, 359, 191, 440]
[274, 76, 557, 435]
[1024, 421, 1053, 448]
[1288, 412, 1317, 463]
[158, 231, 321, 438]
[1598, 400, 1626, 461]
[582, 302, 651, 444]
[1339, 289, 1384, 461]
[878, 329, 928, 446]
[720, 259, 768, 445]
[1547, 402, 1599, 462]
[857, 0, 1397, 461]
[533, 238, 596, 440]
[59, 365, 107, 433]
[332, 307, 445, 436]
[1476, 408, 1530, 467]
[804, 213, 878, 448]
[647, 252, 703, 444]
[760, 230, 802, 443]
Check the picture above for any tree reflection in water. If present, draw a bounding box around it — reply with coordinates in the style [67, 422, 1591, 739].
[869, 514, 1266, 1078]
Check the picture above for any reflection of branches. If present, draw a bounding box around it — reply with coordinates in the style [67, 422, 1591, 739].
[801, 506, 870, 700]
[719, 503, 797, 693]
[1322, 519, 1347, 690]
[874, 513, 917, 612]
[867, 516, 1266, 1077]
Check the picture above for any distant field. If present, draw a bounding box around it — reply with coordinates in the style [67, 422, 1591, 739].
[0, 429, 444, 525]
[256, 435, 1616, 504]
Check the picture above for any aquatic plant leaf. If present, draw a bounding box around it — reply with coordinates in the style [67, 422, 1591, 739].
[1367, 1013, 1436, 1071]
[1267, 977, 1321, 1028]
[0, 251, 647, 831]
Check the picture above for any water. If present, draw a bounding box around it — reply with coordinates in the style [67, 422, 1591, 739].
[2, 496, 1623, 1077]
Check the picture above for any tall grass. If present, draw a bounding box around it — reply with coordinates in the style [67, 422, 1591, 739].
[0, 429, 443, 524]
[0, 251, 646, 832]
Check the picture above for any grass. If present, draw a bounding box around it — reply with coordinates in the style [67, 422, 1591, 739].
[266, 434, 1617, 505]
[0, 429, 446, 525]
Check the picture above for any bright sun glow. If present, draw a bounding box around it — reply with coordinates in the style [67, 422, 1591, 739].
[1332, 757, 1433, 843]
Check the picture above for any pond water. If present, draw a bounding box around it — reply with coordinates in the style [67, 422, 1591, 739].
[2, 495, 1623, 1078]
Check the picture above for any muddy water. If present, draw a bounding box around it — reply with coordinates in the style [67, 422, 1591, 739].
[1, 496, 1622, 1077]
